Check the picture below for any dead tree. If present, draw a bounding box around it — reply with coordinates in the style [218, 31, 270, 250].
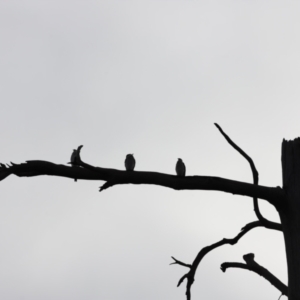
[0, 124, 297, 299]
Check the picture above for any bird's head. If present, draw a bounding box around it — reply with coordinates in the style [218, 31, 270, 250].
[178, 158, 182, 161]
[127, 154, 134, 158]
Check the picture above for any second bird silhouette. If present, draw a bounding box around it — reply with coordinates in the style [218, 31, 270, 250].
[176, 158, 186, 177]
[125, 154, 135, 171]
[69, 145, 83, 182]
[70, 149, 79, 182]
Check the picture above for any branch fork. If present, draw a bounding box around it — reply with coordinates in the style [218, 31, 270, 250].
[221, 253, 287, 296]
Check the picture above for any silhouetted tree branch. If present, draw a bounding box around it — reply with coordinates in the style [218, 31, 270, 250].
[242, 220, 282, 232]
[221, 253, 288, 296]
[0, 123, 292, 300]
[170, 124, 282, 300]
[171, 220, 282, 300]
[214, 123, 282, 229]
[168, 124, 283, 300]
[0, 158, 284, 206]
[170, 257, 191, 268]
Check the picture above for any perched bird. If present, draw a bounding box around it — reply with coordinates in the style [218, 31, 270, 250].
[70, 149, 78, 166]
[68, 145, 83, 182]
[125, 154, 135, 171]
[70, 149, 79, 182]
[70, 145, 83, 166]
[176, 158, 186, 177]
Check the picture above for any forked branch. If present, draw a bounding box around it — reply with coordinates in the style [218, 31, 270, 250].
[221, 253, 288, 296]
[171, 220, 281, 300]
[170, 125, 283, 300]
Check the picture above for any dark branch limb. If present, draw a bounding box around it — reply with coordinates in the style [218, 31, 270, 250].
[0, 163, 10, 181]
[99, 181, 117, 191]
[0, 161, 107, 181]
[214, 123, 259, 183]
[242, 220, 282, 232]
[215, 123, 282, 227]
[170, 257, 191, 268]
[171, 220, 280, 300]
[221, 253, 288, 296]
[76, 147, 283, 206]
[0, 157, 284, 205]
[169, 125, 283, 300]
[252, 197, 283, 229]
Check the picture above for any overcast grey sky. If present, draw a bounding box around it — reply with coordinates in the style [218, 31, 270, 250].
[1, 1, 299, 299]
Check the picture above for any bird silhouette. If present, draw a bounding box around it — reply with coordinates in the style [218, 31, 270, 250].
[69, 146, 83, 182]
[70, 149, 78, 182]
[70, 149, 78, 166]
[125, 154, 135, 171]
[176, 158, 186, 177]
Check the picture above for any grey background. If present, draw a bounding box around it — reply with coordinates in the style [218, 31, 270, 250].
[0, 1, 297, 299]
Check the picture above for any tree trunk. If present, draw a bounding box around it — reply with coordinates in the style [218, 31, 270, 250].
[281, 139, 300, 300]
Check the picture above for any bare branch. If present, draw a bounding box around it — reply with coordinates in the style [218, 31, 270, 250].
[242, 220, 282, 232]
[0, 158, 284, 205]
[172, 220, 279, 299]
[99, 181, 116, 191]
[214, 123, 259, 183]
[0, 161, 105, 181]
[170, 257, 191, 268]
[215, 123, 282, 227]
[0, 163, 9, 181]
[221, 253, 288, 296]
